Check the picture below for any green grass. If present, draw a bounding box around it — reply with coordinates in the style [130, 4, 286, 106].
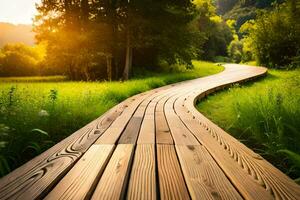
[0, 61, 223, 177]
[0, 76, 67, 82]
[197, 68, 300, 180]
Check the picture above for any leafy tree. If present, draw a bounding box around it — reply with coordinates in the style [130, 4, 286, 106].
[34, 0, 200, 80]
[248, 0, 300, 68]
[227, 37, 243, 63]
[0, 43, 45, 76]
[194, 0, 233, 60]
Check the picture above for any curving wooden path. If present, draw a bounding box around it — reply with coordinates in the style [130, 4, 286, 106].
[0, 64, 300, 200]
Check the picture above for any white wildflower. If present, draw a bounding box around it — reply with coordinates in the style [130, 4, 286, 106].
[38, 110, 49, 117]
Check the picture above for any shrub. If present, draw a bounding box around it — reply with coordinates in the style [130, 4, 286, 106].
[249, 1, 300, 68]
[0, 43, 46, 76]
[227, 39, 243, 63]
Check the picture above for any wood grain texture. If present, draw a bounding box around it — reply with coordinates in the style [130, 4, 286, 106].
[180, 109, 300, 199]
[45, 144, 114, 200]
[0, 97, 133, 200]
[164, 94, 199, 145]
[91, 144, 134, 200]
[118, 117, 143, 144]
[157, 144, 190, 200]
[127, 144, 156, 200]
[137, 101, 156, 144]
[175, 145, 242, 200]
[95, 93, 151, 144]
[155, 96, 174, 144]
[2, 64, 299, 200]
[178, 65, 300, 200]
[96, 84, 170, 145]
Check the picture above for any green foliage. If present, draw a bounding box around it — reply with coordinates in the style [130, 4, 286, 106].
[278, 149, 300, 169]
[0, 61, 223, 177]
[0, 76, 66, 82]
[197, 68, 300, 179]
[0, 43, 46, 77]
[218, 0, 282, 30]
[227, 37, 254, 63]
[194, 0, 234, 60]
[244, 0, 300, 68]
[227, 39, 243, 63]
[34, 0, 201, 80]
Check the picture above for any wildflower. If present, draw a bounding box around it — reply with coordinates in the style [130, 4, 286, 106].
[0, 124, 10, 134]
[0, 106, 6, 113]
[38, 110, 49, 117]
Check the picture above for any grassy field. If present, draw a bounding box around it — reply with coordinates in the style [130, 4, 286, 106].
[0, 61, 223, 177]
[197, 68, 300, 181]
[0, 76, 67, 82]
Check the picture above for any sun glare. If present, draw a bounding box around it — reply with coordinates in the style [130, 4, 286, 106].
[0, 0, 41, 25]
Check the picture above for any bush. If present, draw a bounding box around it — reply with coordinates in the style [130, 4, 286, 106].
[0, 43, 46, 76]
[249, 1, 300, 68]
[213, 56, 231, 63]
[227, 39, 243, 63]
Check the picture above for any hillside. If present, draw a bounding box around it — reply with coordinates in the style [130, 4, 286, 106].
[215, 0, 282, 29]
[0, 22, 35, 47]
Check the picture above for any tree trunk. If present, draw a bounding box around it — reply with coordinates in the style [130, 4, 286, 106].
[68, 62, 76, 80]
[106, 55, 112, 81]
[84, 67, 90, 81]
[123, 29, 132, 80]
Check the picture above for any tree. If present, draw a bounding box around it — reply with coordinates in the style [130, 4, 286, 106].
[34, 0, 201, 80]
[0, 43, 45, 76]
[248, 0, 300, 68]
[227, 37, 243, 63]
[194, 0, 233, 61]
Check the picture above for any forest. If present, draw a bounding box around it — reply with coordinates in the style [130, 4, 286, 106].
[0, 0, 299, 80]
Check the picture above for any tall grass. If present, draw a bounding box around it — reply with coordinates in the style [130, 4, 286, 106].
[197, 68, 300, 180]
[0, 61, 223, 177]
[0, 76, 67, 82]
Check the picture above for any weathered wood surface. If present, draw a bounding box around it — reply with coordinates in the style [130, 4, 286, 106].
[1, 64, 300, 200]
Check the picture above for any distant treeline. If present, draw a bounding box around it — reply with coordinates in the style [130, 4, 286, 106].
[0, 0, 299, 80]
[0, 0, 235, 80]
[226, 0, 300, 68]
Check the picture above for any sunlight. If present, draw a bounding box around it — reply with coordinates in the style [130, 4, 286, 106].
[0, 0, 40, 24]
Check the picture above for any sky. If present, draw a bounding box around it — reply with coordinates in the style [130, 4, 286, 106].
[0, 0, 41, 24]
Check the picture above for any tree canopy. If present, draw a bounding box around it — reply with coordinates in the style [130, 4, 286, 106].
[0, 0, 298, 78]
[33, 0, 201, 80]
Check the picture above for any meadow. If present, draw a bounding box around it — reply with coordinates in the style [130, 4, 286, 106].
[0, 61, 223, 177]
[197, 68, 300, 181]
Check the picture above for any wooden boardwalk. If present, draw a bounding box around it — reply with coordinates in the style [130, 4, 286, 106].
[0, 64, 299, 200]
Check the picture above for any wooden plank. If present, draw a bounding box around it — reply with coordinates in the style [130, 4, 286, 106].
[91, 144, 134, 200]
[45, 144, 114, 200]
[138, 89, 177, 144]
[119, 89, 167, 144]
[95, 95, 147, 144]
[176, 145, 242, 200]
[0, 98, 131, 200]
[118, 117, 143, 144]
[137, 101, 156, 144]
[157, 144, 190, 200]
[5, 64, 299, 200]
[96, 85, 166, 145]
[155, 96, 174, 144]
[164, 95, 199, 145]
[182, 113, 300, 199]
[176, 69, 300, 200]
[127, 144, 156, 200]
